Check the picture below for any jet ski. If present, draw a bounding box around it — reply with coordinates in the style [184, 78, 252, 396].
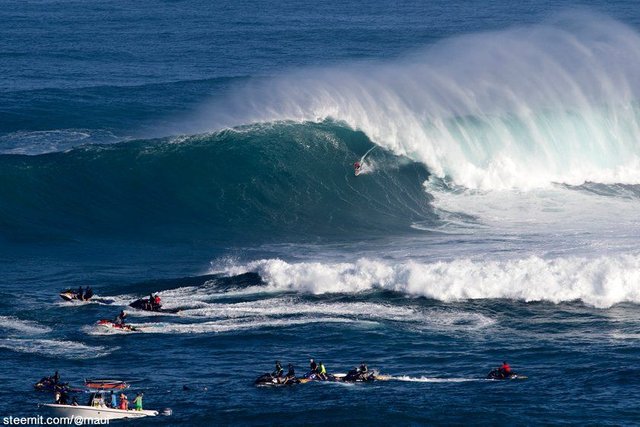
[254, 373, 300, 387]
[301, 372, 340, 383]
[59, 289, 92, 301]
[34, 377, 72, 393]
[340, 368, 380, 382]
[129, 298, 180, 313]
[486, 368, 528, 380]
[96, 319, 138, 332]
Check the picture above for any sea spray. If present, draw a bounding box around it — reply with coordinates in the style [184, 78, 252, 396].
[197, 13, 640, 189]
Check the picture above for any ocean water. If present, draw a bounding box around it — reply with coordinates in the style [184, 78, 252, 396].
[2, 0, 640, 425]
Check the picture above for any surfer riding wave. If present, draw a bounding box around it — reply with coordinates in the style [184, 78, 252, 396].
[354, 146, 377, 176]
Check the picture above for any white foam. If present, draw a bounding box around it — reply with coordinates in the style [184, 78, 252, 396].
[178, 298, 494, 332]
[216, 255, 640, 308]
[179, 298, 417, 321]
[131, 317, 375, 334]
[425, 180, 640, 240]
[0, 316, 52, 336]
[0, 339, 116, 359]
[392, 376, 477, 383]
[610, 332, 640, 340]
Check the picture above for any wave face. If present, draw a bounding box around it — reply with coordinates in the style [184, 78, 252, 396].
[0, 122, 431, 243]
[193, 13, 640, 190]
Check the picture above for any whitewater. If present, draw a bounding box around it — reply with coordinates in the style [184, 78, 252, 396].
[191, 12, 640, 191]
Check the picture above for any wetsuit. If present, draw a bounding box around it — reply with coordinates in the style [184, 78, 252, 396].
[273, 363, 283, 377]
[114, 312, 126, 325]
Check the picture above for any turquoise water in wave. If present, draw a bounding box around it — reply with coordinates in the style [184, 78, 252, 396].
[2, 1, 640, 425]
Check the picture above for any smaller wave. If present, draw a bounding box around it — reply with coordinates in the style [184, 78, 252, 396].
[216, 254, 640, 308]
[0, 338, 116, 359]
[0, 316, 52, 336]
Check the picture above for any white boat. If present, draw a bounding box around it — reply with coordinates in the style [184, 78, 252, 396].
[41, 403, 158, 420]
[40, 391, 165, 420]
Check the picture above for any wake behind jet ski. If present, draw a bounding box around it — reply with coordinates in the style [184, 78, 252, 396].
[129, 294, 179, 313]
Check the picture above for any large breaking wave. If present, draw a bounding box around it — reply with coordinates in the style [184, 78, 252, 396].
[0, 122, 431, 243]
[2, 12, 640, 277]
[192, 12, 640, 190]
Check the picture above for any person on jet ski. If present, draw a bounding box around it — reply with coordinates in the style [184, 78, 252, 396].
[114, 310, 127, 325]
[281, 364, 296, 384]
[153, 294, 161, 307]
[53, 370, 60, 384]
[84, 287, 93, 300]
[76, 286, 84, 300]
[354, 161, 361, 172]
[500, 361, 511, 376]
[317, 361, 327, 380]
[358, 362, 368, 374]
[273, 361, 283, 378]
[309, 358, 318, 374]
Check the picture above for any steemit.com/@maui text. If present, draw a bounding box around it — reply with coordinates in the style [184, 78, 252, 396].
[3, 416, 110, 426]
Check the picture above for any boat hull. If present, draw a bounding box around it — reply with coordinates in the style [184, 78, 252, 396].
[41, 404, 158, 420]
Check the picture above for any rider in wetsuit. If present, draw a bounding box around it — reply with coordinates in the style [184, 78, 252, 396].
[114, 310, 127, 325]
[282, 364, 296, 384]
[273, 361, 283, 378]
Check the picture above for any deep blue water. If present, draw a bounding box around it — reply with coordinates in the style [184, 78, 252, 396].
[2, 0, 640, 425]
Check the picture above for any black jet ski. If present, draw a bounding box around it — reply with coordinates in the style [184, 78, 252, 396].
[486, 368, 528, 380]
[301, 372, 340, 383]
[254, 373, 300, 387]
[34, 377, 74, 393]
[129, 298, 180, 313]
[341, 368, 380, 382]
